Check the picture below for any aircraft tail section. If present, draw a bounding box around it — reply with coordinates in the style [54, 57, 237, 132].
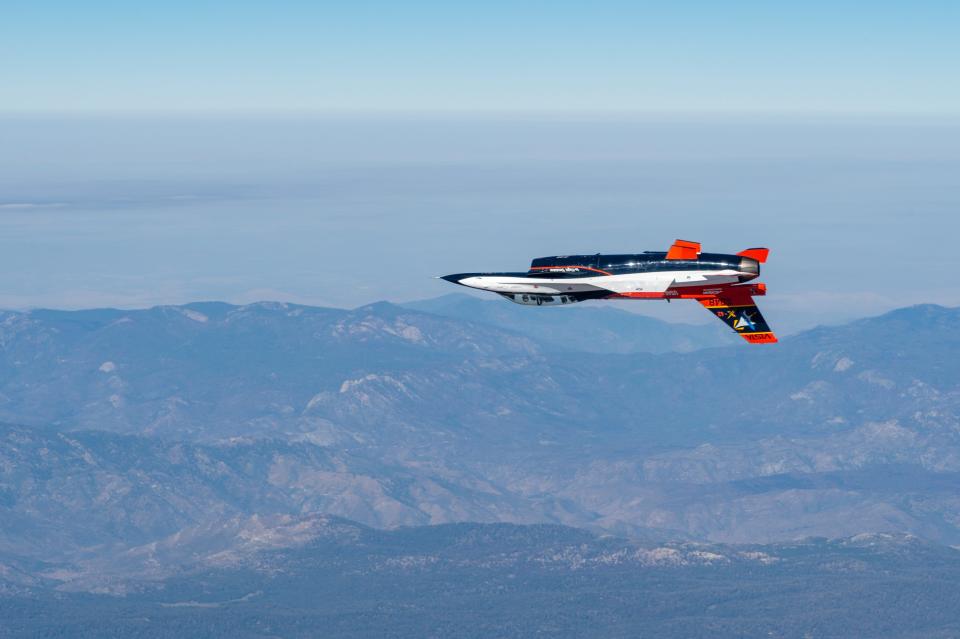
[697, 287, 777, 344]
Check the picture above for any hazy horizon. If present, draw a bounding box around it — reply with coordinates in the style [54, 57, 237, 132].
[2, 113, 958, 334]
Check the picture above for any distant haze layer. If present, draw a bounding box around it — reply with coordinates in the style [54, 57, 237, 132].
[1, 114, 958, 333]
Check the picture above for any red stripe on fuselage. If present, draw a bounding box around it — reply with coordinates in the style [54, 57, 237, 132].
[612, 282, 767, 301]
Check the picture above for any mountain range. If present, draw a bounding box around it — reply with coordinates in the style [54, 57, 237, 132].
[0, 296, 959, 635]
[403, 293, 737, 353]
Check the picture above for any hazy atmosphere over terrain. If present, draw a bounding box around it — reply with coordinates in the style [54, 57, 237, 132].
[2, 114, 958, 335]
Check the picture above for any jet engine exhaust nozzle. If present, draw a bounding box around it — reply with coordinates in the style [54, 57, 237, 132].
[738, 257, 760, 282]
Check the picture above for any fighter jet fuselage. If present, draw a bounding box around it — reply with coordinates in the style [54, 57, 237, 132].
[442, 240, 777, 343]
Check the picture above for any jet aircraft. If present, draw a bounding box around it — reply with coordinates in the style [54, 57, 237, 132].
[441, 239, 777, 343]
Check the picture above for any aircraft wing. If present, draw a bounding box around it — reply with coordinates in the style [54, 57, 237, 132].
[698, 291, 777, 344]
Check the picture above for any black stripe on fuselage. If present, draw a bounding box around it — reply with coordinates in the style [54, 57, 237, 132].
[527, 252, 746, 278]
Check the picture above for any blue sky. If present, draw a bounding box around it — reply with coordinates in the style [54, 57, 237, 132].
[1, 2, 958, 332]
[3, 1, 959, 114]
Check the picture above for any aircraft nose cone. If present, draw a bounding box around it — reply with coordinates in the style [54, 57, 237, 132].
[439, 274, 487, 289]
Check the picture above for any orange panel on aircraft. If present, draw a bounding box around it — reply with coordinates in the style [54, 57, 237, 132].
[737, 248, 770, 263]
[665, 239, 701, 260]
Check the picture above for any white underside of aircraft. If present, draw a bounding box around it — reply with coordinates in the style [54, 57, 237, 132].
[456, 269, 746, 296]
